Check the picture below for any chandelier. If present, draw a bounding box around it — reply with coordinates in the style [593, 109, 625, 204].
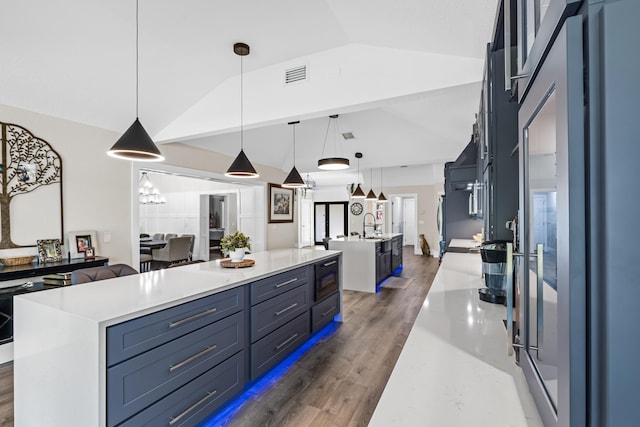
[139, 172, 166, 204]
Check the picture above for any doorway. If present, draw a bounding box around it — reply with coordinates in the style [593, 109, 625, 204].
[390, 193, 420, 255]
[314, 202, 348, 245]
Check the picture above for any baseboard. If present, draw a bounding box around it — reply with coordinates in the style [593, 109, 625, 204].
[0, 342, 13, 364]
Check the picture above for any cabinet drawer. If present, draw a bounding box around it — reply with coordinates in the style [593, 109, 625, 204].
[107, 287, 244, 366]
[250, 266, 310, 305]
[107, 312, 244, 427]
[311, 291, 339, 334]
[250, 311, 309, 380]
[118, 351, 245, 427]
[251, 283, 310, 342]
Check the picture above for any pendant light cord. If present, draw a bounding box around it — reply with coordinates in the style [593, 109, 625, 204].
[136, 0, 139, 119]
[292, 123, 296, 163]
[320, 117, 331, 158]
[240, 55, 244, 150]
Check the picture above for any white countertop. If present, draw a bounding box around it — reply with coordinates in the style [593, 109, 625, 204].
[14, 248, 340, 326]
[369, 252, 542, 426]
[449, 238, 482, 248]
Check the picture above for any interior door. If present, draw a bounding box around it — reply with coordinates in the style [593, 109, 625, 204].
[517, 16, 585, 427]
[403, 198, 416, 246]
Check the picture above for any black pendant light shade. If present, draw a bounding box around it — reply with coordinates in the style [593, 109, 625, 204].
[225, 149, 258, 178]
[318, 157, 350, 170]
[352, 184, 366, 198]
[365, 188, 378, 200]
[283, 121, 305, 188]
[107, 0, 163, 162]
[108, 118, 164, 161]
[282, 166, 305, 188]
[226, 42, 259, 178]
[365, 167, 377, 200]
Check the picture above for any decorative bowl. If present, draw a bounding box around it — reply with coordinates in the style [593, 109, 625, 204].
[0, 256, 36, 266]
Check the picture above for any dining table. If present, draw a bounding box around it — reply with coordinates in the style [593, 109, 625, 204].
[139, 239, 167, 250]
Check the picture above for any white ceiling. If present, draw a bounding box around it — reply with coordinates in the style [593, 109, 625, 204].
[0, 0, 499, 186]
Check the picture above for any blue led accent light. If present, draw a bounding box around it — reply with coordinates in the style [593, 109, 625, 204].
[200, 321, 340, 427]
[392, 264, 403, 276]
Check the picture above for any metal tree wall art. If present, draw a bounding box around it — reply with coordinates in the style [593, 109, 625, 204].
[0, 122, 63, 249]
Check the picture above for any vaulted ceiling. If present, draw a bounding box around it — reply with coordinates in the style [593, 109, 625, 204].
[0, 0, 499, 185]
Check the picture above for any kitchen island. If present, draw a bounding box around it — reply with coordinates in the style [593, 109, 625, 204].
[328, 233, 402, 293]
[13, 249, 342, 427]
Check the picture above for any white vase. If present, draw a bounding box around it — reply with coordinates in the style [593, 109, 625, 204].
[229, 247, 246, 262]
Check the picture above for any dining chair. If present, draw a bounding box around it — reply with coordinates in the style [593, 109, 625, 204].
[181, 234, 195, 261]
[71, 264, 138, 285]
[151, 236, 192, 269]
[165, 233, 178, 240]
[152, 233, 164, 240]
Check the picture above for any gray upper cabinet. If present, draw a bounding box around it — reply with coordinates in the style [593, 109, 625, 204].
[478, 44, 519, 242]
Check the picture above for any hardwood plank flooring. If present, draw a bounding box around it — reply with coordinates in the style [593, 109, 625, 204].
[211, 247, 439, 427]
[0, 362, 12, 427]
[0, 248, 438, 427]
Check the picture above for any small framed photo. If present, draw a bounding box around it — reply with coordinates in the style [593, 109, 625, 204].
[268, 183, 294, 223]
[67, 230, 98, 259]
[84, 247, 95, 259]
[37, 239, 63, 263]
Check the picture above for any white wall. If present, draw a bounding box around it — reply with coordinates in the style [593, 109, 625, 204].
[0, 104, 132, 266]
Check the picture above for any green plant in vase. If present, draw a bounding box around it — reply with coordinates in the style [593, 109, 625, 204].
[220, 231, 252, 262]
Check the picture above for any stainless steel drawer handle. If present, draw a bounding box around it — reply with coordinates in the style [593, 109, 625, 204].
[169, 307, 217, 328]
[321, 307, 336, 317]
[274, 302, 298, 316]
[323, 260, 337, 267]
[169, 345, 217, 372]
[275, 333, 299, 351]
[274, 278, 298, 288]
[169, 389, 217, 425]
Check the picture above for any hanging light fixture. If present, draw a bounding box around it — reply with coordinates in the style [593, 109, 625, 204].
[304, 173, 317, 190]
[318, 115, 349, 170]
[282, 121, 305, 188]
[378, 168, 388, 202]
[365, 168, 378, 200]
[138, 172, 166, 204]
[351, 152, 366, 198]
[108, 0, 164, 162]
[225, 42, 259, 178]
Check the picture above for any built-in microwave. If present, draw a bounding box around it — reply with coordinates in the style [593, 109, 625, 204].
[315, 257, 339, 302]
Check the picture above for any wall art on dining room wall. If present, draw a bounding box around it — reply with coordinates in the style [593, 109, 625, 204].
[0, 122, 63, 249]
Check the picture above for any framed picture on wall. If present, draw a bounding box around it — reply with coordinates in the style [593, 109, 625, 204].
[268, 183, 294, 223]
[67, 230, 98, 259]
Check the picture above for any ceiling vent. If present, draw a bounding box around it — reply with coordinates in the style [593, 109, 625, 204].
[341, 132, 355, 140]
[285, 65, 307, 84]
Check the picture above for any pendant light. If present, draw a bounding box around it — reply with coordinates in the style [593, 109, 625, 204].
[282, 121, 305, 188]
[351, 152, 366, 198]
[225, 43, 259, 178]
[365, 168, 378, 201]
[378, 168, 388, 202]
[318, 115, 349, 170]
[107, 0, 164, 162]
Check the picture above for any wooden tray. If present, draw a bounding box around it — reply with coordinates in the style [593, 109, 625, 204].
[220, 258, 255, 268]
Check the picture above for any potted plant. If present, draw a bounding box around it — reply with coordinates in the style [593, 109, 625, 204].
[220, 231, 252, 262]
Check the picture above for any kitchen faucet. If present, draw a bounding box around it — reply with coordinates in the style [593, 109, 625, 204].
[363, 212, 375, 238]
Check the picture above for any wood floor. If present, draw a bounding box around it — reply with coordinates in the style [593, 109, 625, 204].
[0, 248, 438, 427]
